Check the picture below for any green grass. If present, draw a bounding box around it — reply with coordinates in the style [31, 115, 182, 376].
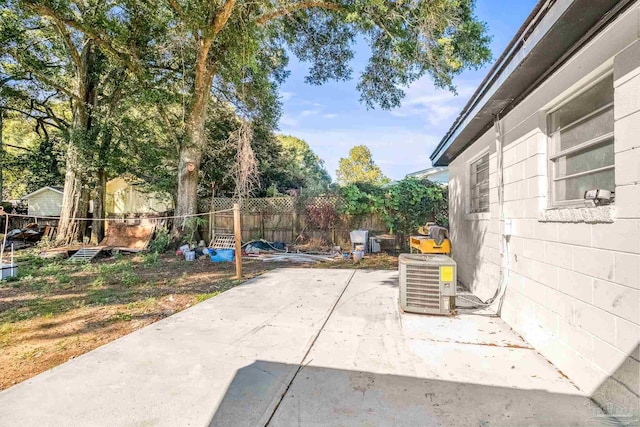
[107, 312, 132, 323]
[126, 297, 157, 311]
[97, 260, 132, 276]
[0, 297, 85, 324]
[20, 346, 45, 361]
[195, 292, 221, 303]
[54, 340, 68, 352]
[87, 288, 134, 306]
[1, 251, 251, 330]
[141, 252, 160, 267]
[0, 323, 16, 348]
[119, 270, 142, 287]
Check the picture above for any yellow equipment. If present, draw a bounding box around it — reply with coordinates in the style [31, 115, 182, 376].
[409, 222, 451, 255]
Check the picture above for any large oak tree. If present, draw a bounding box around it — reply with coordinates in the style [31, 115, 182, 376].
[11, 0, 490, 238]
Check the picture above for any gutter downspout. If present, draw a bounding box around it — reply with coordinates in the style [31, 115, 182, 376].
[495, 114, 510, 316]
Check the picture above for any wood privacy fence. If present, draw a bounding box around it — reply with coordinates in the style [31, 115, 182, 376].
[199, 196, 387, 246]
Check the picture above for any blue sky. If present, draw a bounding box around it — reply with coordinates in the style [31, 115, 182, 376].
[277, 0, 539, 180]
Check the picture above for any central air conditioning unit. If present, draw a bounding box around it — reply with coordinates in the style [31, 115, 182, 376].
[399, 254, 456, 315]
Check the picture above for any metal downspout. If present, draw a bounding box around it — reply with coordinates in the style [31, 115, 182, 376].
[495, 114, 510, 316]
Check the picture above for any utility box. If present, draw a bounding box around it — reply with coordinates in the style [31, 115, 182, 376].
[399, 254, 456, 315]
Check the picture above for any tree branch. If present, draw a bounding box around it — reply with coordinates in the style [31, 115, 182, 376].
[2, 142, 34, 152]
[167, 0, 186, 20]
[211, 0, 236, 35]
[1, 105, 64, 130]
[51, 18, 82, 70]
[25, 2, 142, 77]
[255, 1, 342, 25]
[25, 69, 79, 102]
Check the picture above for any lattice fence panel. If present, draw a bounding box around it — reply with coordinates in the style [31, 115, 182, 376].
[206, 197, 295, 213]
[204, 196, 348, 214]
[305, 196, 346, 210]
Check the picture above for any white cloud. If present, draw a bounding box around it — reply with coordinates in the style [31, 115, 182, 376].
[280, 91, 294, 101]
[391, 77, 478, 126]
[299, 109, 320, 117]
[279, 114, 298, 128]
[278, 103, 334, 128]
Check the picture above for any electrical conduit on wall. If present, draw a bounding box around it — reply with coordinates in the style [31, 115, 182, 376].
[456, 114, 511, 312]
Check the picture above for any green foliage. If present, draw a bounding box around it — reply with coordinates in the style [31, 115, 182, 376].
[148, 228, 170, 254]
[0, 0, 489, 233]
[0, 115, 64, 199]
[276, 135, 332, 192]
[336, 145, 389, 186]
[182, 217, 207, 246]
[339, 183, 384, 217]
[380, 178, 448, 244]
[141, 251, 160, 267]
[119, 270, 142, 287]
[338, 178, 448, 245]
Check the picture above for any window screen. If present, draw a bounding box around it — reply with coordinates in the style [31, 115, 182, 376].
[470, 152, 490, 213]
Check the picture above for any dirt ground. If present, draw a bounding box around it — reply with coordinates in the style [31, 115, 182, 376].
[0, 250, 397, 390]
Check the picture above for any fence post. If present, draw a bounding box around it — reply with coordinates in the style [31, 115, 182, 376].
[233, 203, 242, 279]
[260, 210, 265, 239]
[208, 184, 216, 244]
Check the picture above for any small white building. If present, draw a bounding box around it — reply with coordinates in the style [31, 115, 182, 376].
[22, 186, 64, 217]
[105, 177, 173, 215]
[430, 0, 639, 417]
[405, 166, 449, 184]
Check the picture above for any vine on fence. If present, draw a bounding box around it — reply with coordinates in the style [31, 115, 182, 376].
[204, 178, 448, 248]
[305, 203, 338, 230]
[338, 178, 448, 247]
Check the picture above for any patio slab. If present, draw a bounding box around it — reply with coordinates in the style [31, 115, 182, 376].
[0, 268, 608, 426]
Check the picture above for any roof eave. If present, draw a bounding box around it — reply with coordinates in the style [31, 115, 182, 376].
[430, 0, 633, 166]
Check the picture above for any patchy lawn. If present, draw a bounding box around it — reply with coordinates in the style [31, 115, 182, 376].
[0, 250, 397, 390]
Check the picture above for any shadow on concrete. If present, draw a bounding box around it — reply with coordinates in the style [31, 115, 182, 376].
[589, 344, 640, 426]
[208, 360, 615, 427]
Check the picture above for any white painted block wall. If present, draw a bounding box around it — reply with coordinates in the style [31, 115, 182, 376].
[448, 6, 639, 414]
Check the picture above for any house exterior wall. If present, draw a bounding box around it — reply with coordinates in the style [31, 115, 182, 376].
[27, 190, 63, 217]
[105, 178, 173, 215]
[449, 4, 639, 414]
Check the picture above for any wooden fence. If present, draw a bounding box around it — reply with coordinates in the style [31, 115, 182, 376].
[200, 196, 387, 247]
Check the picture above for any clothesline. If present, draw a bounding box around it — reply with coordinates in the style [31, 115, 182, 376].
[0, 208, 235, 222]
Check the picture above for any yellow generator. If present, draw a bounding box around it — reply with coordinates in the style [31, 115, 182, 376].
[409, 223, 451, 255]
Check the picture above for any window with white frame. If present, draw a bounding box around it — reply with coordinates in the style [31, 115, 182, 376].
[548, 74, 614, 206]
[470, 152, 490, 213]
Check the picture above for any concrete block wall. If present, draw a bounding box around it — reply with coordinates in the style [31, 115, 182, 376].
[447, 5, 639, 415]
[448, 130, 502, 303]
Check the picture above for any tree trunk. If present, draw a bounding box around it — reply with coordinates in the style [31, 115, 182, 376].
[0, 110, 3, 201]
[171, 67, 214, 240]
[57, 145, 84, 244]
[90, 168, 106, 245]
[56, 41, 97, 245]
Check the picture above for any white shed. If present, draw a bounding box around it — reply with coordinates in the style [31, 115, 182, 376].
[106, 178, 173, 215]
[23, 187, 64, 217]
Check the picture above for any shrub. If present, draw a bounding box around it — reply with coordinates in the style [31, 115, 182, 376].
[337, 178, 448, 248]
[149, 228, 170, 253]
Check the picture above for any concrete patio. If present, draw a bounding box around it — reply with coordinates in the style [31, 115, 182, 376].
[0, 268, 608, 426]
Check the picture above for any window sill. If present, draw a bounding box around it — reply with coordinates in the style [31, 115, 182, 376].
[538, 205, 615, 223]
[465, 212, 491, 221]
